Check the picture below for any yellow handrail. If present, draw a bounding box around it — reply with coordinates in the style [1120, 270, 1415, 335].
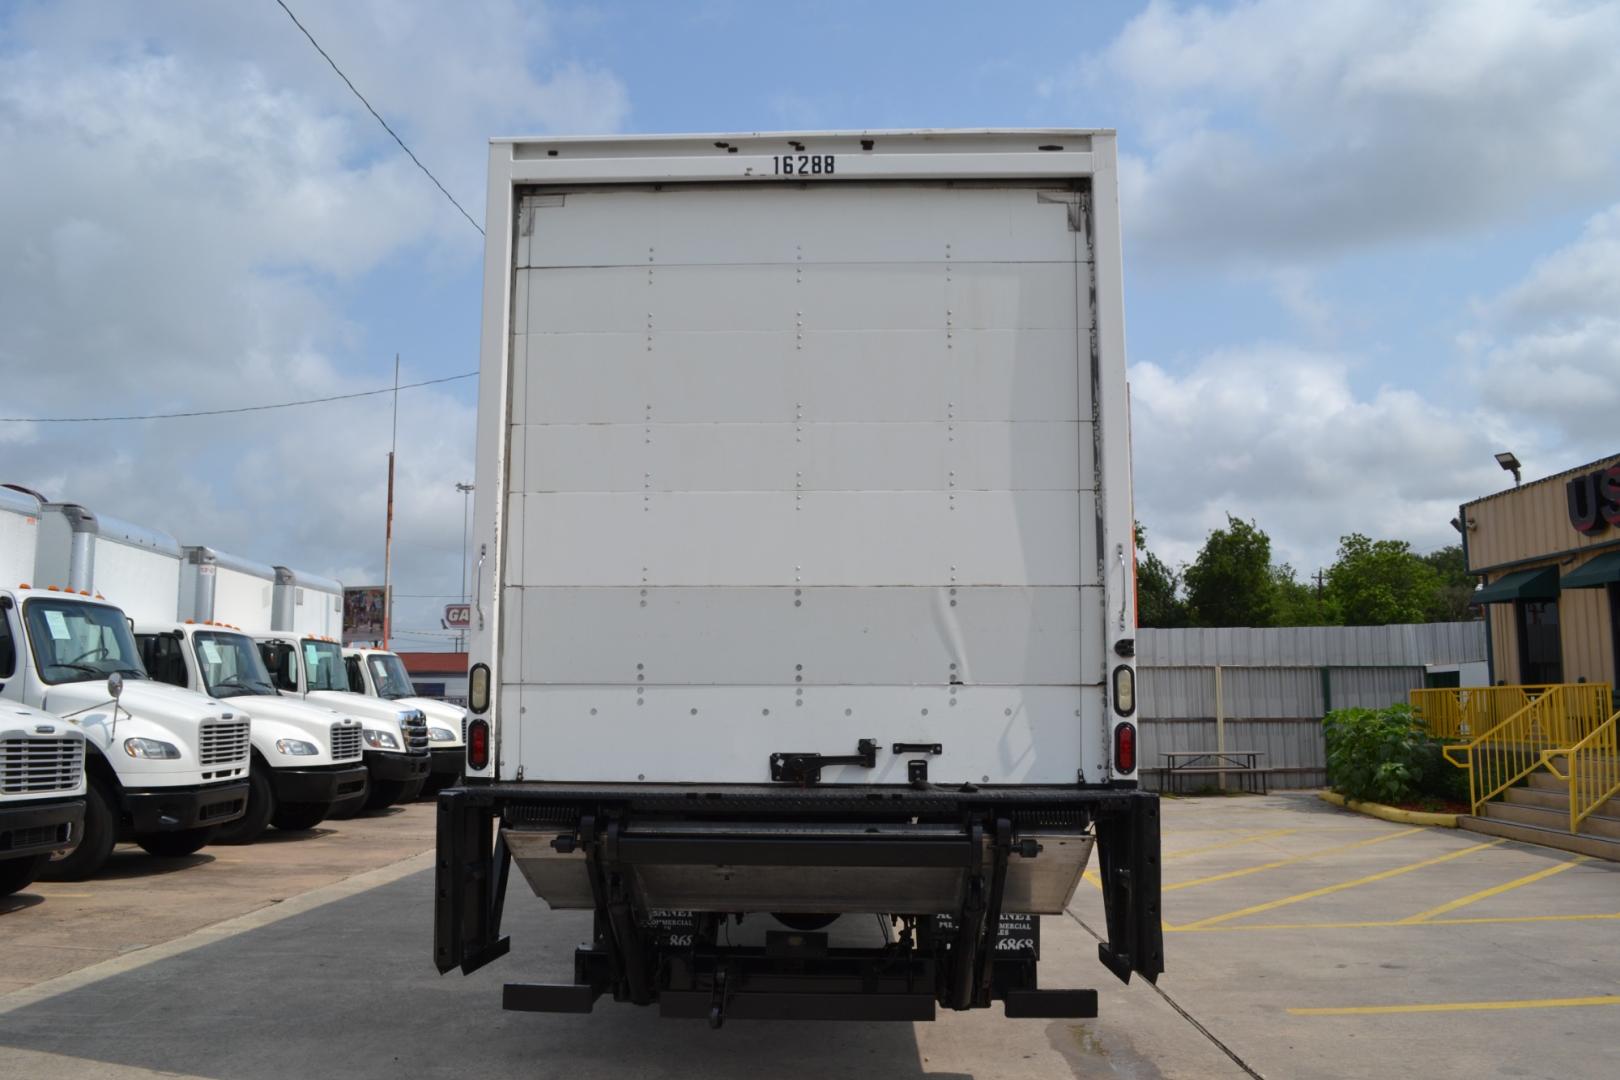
[1409, 685, 1561, 741]
[1542, 710, 1620, 833]
[1443, 685, 1613, 816]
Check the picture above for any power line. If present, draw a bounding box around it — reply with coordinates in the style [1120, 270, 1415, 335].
[0, 372, 475, 423]
[270, 0, 484, 236]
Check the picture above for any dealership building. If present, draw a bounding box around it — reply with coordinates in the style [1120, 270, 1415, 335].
[1463, 452, 1620, 688]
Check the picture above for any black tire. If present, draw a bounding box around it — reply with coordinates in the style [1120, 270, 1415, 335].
[37, 775, 118, 882]
[136, 826, 217, 858]
[271, 802, 330, 832]
[364, 778, 409, 810]
[773, 913, 839, 932]
[0, 854, 48, 897]
[213, 766, 274, 845]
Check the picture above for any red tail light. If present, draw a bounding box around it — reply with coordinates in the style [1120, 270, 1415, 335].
[1114, 722, 1137, 774]
[467, 719, 490, 771]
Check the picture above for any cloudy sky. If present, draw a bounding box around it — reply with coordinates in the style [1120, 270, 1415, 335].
[2, 0, 1617, 647]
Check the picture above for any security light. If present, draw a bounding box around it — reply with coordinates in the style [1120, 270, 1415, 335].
[1449, 517, 1463, 534]
[1494, 451, 1522, 486]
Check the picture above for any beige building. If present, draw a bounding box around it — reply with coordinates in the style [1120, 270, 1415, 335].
[1463, 452, 1620, 688]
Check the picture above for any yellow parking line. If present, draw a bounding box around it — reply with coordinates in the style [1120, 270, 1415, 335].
[1164, 827, 1422, 893]
[1164, 828, 1300, 860]
[1396, 855, 1588, 923]
[1289, 994, 1620, 1016]
[1175, 839, 1505, 929]
[1167, 911, 1620, 933]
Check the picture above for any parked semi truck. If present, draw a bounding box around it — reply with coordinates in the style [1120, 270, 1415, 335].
[254, 629, 429, 811]
[436, 130, 1162, 1024]
[132, 546, 368, 839]
[0, 488, 250, 879]
[0, 702, 87, 896]
[345, 647, 466, 793]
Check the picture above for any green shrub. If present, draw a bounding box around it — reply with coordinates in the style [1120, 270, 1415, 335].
[1323, 704, 1464, 805]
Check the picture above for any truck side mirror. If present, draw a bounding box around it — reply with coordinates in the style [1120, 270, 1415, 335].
[108, 670, 124, 702]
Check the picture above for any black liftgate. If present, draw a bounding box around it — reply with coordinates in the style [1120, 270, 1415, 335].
[435, 782, 1162, 1027]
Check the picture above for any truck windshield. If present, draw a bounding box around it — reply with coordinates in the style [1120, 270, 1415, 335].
[302, 639, 349, 692]
[366, 653, 416, 699]
[24, 598, 147, 685]
[193, 631, 277, 697]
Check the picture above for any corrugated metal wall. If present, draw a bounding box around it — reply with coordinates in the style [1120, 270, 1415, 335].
[1136, 622, 1486, 791]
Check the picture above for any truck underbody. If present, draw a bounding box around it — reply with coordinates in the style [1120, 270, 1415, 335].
[436, 782, 1161, 1026]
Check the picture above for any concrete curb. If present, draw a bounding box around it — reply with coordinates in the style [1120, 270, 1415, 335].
[1317, 789, 1459, 828]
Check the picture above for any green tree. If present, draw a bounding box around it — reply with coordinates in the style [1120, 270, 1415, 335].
[1135, 524, 1189, 628]
[1420, 545, 1479, 622]
[1271, 563, 1340, 627]
[1183, 515, 1275, 627]
[1325, 533, 1442, 626]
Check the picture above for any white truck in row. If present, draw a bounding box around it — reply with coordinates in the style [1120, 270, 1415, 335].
[344, 647, 466, 794]
[0, 701, 86, 896]
[435, 129, 1161, 1025]
[1, 487, 251, 879]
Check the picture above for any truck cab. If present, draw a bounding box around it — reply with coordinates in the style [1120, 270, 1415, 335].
[253, 634, 429, 811]
[136, 622, 369, 840]
[344, 647, 465, 794]
[0, 702, 87, 897]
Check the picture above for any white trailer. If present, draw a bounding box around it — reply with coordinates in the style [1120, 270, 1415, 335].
[0, 488, 249, 879]
[437, 130, 1161, 1024]
[271, 566, 343, 638]
[180, 546, 277, 633]
[344, 647, 466, 793]
[0, 702, 86, 897]
[34, 501, 184, 624]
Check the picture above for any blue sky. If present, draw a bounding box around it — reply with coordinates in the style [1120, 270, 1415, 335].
[2, 1, 1618, 647]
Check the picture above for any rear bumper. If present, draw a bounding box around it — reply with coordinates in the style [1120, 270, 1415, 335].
[122, 780, 249, 833]
[429, 747, 464, 781]
[434, 782, 1162, 1021]
[365, 750, 431, 783]
[0, 797, 85, 859]
[270, 764, 370, 804]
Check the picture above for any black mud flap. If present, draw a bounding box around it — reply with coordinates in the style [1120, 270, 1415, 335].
[1093, 790, 1163, 985]
[434, 788, 511, 976]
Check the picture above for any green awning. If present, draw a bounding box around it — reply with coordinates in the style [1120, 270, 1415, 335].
[1562, 549, 1620, 589]
[1474, 565, 1560, 604]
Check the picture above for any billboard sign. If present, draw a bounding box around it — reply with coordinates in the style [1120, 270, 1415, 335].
[343, 586, 387, 645]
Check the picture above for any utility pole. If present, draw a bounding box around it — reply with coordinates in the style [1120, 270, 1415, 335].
[455, 480, 475, 652]
[382, 354, 399, 650]
[1314, 568, 1325, 597]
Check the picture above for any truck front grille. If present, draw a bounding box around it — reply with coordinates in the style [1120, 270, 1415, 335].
[402, 711, 429, 753]
[198, 719, 251, 766]
[0, 737, 84, 795]
[330, 723, 363, 762]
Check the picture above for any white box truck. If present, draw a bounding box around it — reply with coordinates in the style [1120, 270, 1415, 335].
[272, 566, 343, 639]
[0, 702, 87, 897]
[344, 647, 466, 793]
[130, 546, 369, 839]
[436, 130, 1161, 1024]
[254, 629, 430, 811]
[0, 488, 250, 879]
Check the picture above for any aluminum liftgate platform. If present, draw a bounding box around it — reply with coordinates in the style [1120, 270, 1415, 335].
[435, 784, 1162, 1026]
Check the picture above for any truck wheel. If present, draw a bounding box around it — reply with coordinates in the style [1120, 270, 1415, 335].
[0, 855, 48, 897]
[37, 775, 118, 882]
[271, 803, 329, 832]
[214, 767, 274, 845]
[365, 778, 408, 810]
[136, 827, 217, 858]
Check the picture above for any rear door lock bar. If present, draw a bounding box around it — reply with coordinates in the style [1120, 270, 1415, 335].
[769, 738, 879, 785]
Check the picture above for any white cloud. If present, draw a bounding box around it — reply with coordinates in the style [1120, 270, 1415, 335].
[1067, 0, 1620, 265]
[1130, 347, 1527, 570]
[0, 1, 628, 643]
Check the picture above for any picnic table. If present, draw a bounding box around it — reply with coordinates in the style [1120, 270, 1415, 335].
[1161, 750, 1268, 794]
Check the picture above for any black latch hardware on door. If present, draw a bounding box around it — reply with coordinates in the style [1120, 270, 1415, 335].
[769, 738, 879, 785]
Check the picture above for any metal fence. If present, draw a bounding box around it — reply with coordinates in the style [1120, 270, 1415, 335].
[1137, 622, 1488, 791]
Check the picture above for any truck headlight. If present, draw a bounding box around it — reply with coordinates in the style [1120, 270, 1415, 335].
[429, 726, 456, 742]
[124, 737, 180, 759]
[276, 739, 319, 756]
[362, 729, 399, 750]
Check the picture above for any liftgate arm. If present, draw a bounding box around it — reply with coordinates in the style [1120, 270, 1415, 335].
[434, 788, 511, 976]
[1093, 790, 1164, 985]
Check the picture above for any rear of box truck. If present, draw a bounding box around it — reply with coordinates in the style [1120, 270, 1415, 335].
[438, 130, 1161, 1024]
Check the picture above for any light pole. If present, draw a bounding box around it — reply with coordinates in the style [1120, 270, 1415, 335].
[456, 481, 474, 652]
